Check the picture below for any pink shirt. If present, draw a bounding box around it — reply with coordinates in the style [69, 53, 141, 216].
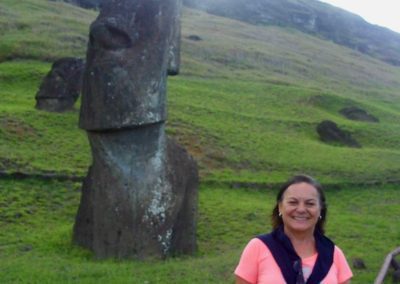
[235, 238, 353, 284]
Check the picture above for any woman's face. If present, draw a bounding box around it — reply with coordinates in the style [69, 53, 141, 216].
[278, 182, 321, 235]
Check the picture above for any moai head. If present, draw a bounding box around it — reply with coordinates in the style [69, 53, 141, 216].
[35, 57, 84, 112]
[79, 0, 182, 131]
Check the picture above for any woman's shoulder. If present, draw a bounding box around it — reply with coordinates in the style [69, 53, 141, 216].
[333, 245, 346, 257]
[333, 245, 351, 265]
[246, 237, 271, 249]
[242, 237, 273, 257]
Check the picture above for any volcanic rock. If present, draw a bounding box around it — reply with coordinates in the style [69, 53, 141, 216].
[339, 106, 379, 122]
[316, 120, 361, 148]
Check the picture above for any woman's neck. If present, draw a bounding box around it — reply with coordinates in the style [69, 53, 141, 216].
[284, 227, 316, 258]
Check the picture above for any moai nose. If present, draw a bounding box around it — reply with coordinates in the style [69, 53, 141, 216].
[89, 18, 133, 50]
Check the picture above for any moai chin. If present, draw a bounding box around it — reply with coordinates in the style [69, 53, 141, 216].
[73, 0, 198, 259]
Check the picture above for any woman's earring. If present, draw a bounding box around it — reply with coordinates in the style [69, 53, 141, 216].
[319, 215, 322, 220]
[279, 212, 282, 217]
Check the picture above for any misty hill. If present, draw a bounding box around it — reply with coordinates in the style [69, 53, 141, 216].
[184, 0, 400, 66]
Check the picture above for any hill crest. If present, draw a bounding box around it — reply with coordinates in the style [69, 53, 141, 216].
[183, 0, 400, 66]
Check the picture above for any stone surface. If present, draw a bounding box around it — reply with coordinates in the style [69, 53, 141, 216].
[339, 106, 379, 123]
[316, 120, 361, 148]
[167, 0, 182, 76]
[35, 57, 84, 112]
[74, 0, 198, 259]
[73, 126, 198, 259]
[79, 0, 182, 130]
[165, 137, 198, 255]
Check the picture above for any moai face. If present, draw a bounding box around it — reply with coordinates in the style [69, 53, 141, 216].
[79, 0, 182, 130]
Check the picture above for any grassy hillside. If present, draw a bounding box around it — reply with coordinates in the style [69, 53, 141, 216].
[1, 1, 400, 184]
[0, 0, 400, 283]
[1, 179, 400, 283]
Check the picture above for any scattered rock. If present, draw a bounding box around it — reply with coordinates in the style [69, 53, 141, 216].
[339, 106, 379, 122]
[187, 35, 202, 41]
[245, 212, 257, 221]
[19, 244, 33, 252]
[14, 212, 23, 218]
[316, 120, 361, 148]
[35, 57, 84, 112]
[352, 258, 367, 269]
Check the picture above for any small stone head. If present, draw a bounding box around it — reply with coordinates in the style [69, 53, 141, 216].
[35, 57, 84, 112]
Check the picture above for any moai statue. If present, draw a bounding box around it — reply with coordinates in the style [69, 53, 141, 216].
[73, 0, 198, 259]
[35, 57, 84, 112]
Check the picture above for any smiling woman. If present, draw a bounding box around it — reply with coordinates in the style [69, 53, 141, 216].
[234, 175, 353, 284]
[278, 182, 322, 240]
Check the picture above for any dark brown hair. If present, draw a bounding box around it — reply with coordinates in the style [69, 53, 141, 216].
[271, 174, 327, 234]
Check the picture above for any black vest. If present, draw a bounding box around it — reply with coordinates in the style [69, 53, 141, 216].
[257, 226, 334, 284]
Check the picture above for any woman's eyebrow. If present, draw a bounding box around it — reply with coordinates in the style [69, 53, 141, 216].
[285, 197, 298, 200]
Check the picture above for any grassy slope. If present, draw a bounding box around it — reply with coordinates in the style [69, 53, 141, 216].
[0, 0, 400, 283]
[1, 180, 399, 283]
[1, 1, 400, 184]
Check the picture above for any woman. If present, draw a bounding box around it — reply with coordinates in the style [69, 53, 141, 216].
[234, 175, 353, 284]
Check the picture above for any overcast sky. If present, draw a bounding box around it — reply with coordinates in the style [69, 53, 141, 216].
[318, 0, 400, 33]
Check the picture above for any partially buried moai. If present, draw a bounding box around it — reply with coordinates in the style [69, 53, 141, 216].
[35, 57, 84, 112]
[73, 0, 198, 259]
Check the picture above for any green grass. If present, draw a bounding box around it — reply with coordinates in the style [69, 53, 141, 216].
[2, 59, 400, 184]
[0, 180, 399, 283]
[0, 60, 89, 174]
[0, 0, 95, 62]
[167, 77, 400, 183]
[1, 0, 400, 283]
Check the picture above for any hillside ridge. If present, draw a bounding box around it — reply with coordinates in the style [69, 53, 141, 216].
[183, 0, 400, 66]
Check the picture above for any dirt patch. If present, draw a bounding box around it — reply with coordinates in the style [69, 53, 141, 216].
[0, 157, 26, 170]
[168, 126, 227, 175]
[0, 117, 38, 139]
